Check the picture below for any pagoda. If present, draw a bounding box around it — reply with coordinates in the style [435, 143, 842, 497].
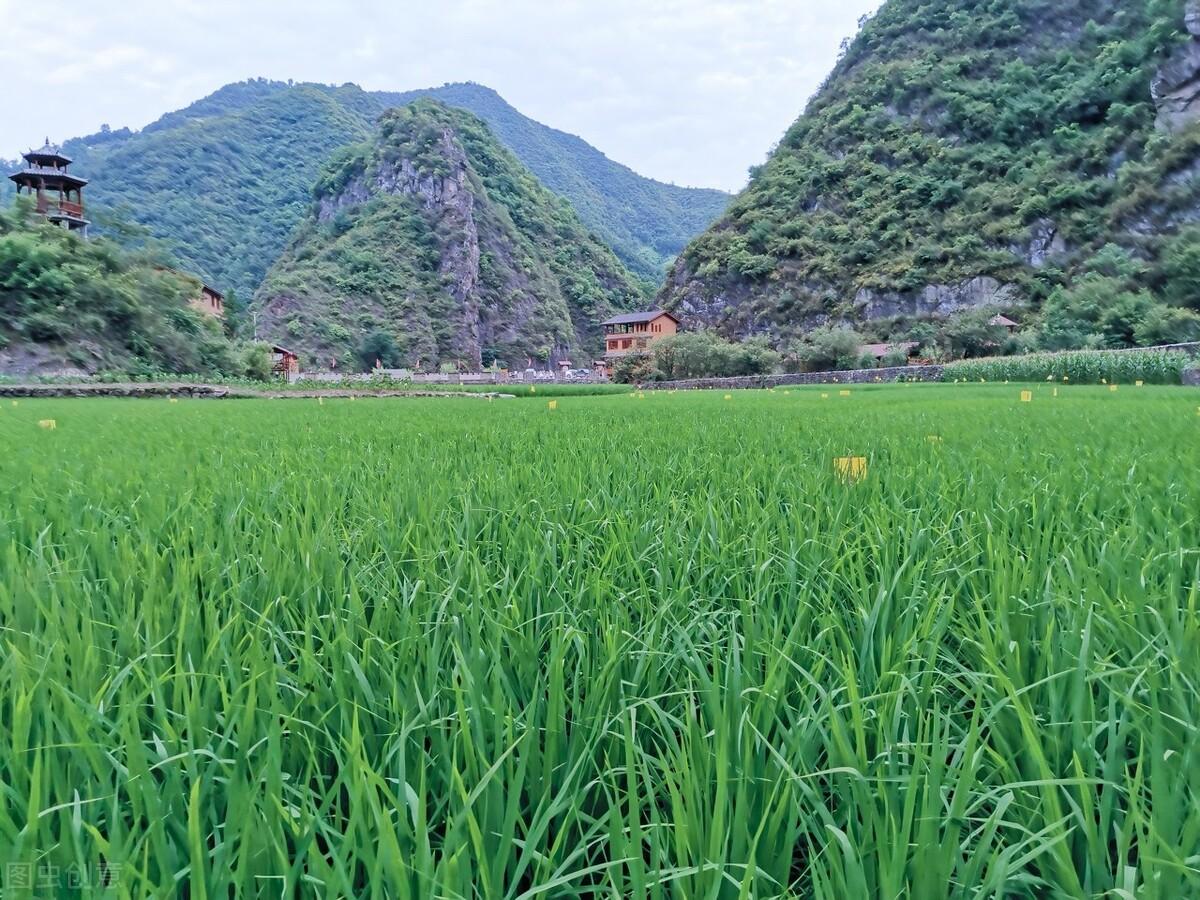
[8, 139, 89, 235]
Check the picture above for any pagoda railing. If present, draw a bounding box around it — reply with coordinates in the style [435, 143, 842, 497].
[36, 198, 85, 218]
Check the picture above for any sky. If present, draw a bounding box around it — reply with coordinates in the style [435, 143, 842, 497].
[0, 0, 880, 193]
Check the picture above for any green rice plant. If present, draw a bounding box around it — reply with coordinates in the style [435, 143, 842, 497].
[944, 348, 1194, 384]
[0, 385, 1196, 897]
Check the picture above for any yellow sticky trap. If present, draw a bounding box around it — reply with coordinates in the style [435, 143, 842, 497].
[318, 397, 324, 405]
[1046, 375, 1054, 381]
[834, 456, 867, 483]
[1052, 387, 1058, 397]
[926, 435, 942, 444]
[349, 396, 356, 401]
[1063, 376, 1069, 382]
[10, 400, 17, 406]
[821, 393, 829, 399]
[638, 392, 645, 400]
[1101, 378, 1107, 384]
[168, 398, 179, 404]
[548, 400, 558, 410]
[1136, 380, 1144, 387]
[38, 419, 56, 430]
[724, 394, 732, 400]
[980, 378, 986, 383]
[530, 386, 536, 393]
[1020, 391, 1033, 403]
[839, 390, 851, 397]
[1109, 384, 1118, 392]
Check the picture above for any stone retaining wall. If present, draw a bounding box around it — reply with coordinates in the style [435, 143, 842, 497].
[641, 365, 945, 392]
[0, 383, 509, 400]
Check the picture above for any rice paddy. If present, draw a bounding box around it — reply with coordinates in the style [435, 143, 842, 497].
[1, 384, 1197, 898]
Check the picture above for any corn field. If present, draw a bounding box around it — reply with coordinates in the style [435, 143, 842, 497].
[943, 348, 1195, 385]
[0, 385, 1197, 898]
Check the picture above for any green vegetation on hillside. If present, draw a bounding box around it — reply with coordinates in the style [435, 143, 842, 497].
[24, 80, 727, 301]
[379, 83, 730, 280]
[667, 0, 1200, 342]
[0, 199, 267, 376]
[2, 387, 1197, 896]
[55, 83, 376, 304]
[256, 101, 646, 368]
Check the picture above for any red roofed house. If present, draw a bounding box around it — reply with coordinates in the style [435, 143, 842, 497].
[989, 314, 1020, 333]
[271, 345, 300, 380]
[861, 341, 919, 363]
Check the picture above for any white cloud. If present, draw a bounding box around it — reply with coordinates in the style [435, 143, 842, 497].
[0, 0, 880, 190]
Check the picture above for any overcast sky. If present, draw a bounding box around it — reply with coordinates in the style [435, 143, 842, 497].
[0, 0, 879, 192]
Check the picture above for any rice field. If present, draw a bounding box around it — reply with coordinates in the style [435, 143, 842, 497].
[0, 384, 1197, 898]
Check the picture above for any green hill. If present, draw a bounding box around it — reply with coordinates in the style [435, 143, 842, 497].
[254, 101, 646, 370]
[661, 0, 1200, 345]
[6, 80, 727, 302]
[0, 199, 265, 377]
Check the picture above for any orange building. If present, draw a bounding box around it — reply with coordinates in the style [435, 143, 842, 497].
[599, 310, 679, 373]
[189, 284, 225, 318]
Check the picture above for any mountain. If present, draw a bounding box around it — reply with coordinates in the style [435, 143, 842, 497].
[254, 101, 646, 369]
[377, 84, 730, 281]
[3, 81, 728, 301]
[660, 0, 1200, 341]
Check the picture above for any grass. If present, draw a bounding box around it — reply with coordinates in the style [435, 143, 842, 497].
[0, 384, 1197, 898]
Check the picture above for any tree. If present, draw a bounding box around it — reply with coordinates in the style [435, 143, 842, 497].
[1133, 305, 1200, 345]
[938, 309, 1006, 358]
[1038, 276, 1156, 349]
[1161, 228, 1200, 310]
[792, 326, 864, 371]
[357, 329, 403, 370]
[611, 351, 659, 384]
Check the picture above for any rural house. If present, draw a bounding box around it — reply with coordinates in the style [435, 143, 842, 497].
[989, 314, 1020, 333]
[861, 341, 919, 363]
[598, 310, 680, 375]
[189, 284, 225, 318]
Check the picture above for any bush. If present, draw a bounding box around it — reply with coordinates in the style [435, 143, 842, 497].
[357, 329, 403, 371]
[611, 351, 659, 384]
[647, 332, 779, 380]
[1132, 305, 1200, 346]
[880, 348, 910, 367]
[240, 342, 275, 381]
[939, 309, 1007, 358]
[792, 326, 864, 371]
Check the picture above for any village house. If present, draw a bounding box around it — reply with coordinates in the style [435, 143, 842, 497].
[597, 310, 680, 375]
[989, 314, 1020, 333]
[271, 345, 300, 380]
[189, 283, 225, 318]
[861, 341, 919, 363]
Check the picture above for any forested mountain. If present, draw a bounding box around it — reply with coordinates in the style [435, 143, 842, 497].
[255, 101, 645, 370]
[3, 81, 727, 302]
[662, 0, 1200, 347]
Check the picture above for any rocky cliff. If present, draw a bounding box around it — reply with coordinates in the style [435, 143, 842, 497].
[660, 0, 1200, 340]
[255, 102, 646, 369]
